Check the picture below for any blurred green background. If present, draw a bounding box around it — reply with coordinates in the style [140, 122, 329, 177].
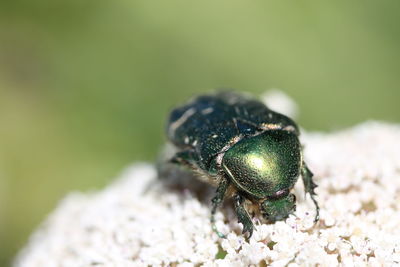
[0, 0, 399, 265]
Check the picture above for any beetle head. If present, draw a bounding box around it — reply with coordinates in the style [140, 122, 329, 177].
[260, 193, 296, 222]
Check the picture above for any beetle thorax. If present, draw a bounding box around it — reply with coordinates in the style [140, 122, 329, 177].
[221, 130, 301, 198]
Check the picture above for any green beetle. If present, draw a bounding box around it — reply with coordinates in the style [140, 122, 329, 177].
[166, 91, 319, 237]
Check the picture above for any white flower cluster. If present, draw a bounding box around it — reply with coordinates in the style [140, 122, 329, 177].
[14, 121, 400, 267]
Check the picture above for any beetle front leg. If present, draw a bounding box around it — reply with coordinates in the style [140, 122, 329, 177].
[211, 177, 229, 238]
[301, 162, 320, 223]
[233, 194, 254, 238]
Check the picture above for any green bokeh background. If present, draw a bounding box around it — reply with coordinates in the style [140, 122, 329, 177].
[0, 1, 399, 265]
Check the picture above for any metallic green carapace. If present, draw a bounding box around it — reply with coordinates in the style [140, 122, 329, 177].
[222, 130, 301, 198]
[166, 91, 319, 238]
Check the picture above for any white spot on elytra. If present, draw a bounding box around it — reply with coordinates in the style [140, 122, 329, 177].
[201, 107, 214, 115]
[169, 108, 196, 136]
[283, 125, 296, 132]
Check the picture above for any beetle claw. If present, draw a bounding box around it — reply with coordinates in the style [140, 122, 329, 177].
[242, 226, 253, 239]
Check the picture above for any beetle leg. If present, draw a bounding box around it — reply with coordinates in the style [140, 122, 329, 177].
[301, 162, 320, 223]
[233, 194, 254, 238]
[211, 177, 229, 238]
